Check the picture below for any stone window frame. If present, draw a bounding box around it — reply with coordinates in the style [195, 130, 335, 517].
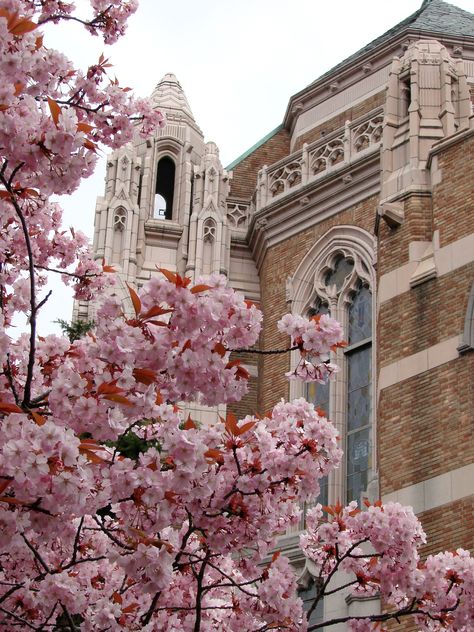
[458, 281, 474, 355]
[288, 225, 377, 507]
[154, 155, 176, 220]
[150, 138, 181, 222]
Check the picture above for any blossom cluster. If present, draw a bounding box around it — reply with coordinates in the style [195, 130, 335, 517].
[1, 2, 473, 631]
[278, 313, 343, 382]
[301, 502, 474, 631]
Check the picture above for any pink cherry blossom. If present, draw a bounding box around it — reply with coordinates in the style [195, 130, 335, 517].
[0, 3, 472, 631]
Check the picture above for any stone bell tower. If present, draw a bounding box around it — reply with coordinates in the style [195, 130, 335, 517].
[74, 73, 235, 321]
[382, 39, 471, 200]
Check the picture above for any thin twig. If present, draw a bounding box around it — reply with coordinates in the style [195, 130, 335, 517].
[0, 174, 37, 407]
[230, 345, 299, 355]
[71, 517, 84, 565]
[21, 534, 50, 574]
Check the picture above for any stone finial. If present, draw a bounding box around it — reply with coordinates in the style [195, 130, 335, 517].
[151, 73, 195, 121]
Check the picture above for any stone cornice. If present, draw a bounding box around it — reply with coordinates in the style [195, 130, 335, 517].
[247, 150, 380, 271]
[144, 219, 183, 240]
[284, 31, 474, 136]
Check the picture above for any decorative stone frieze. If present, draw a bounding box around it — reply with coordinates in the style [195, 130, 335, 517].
[256, 108, 383, 212]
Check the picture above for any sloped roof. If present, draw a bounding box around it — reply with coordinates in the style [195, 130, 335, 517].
[309, 0, 474, 87]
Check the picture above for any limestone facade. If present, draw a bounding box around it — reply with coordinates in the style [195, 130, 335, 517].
[79, 1, 474, 628]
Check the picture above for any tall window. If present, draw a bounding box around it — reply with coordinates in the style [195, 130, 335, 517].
[304, 253, 373, 505]
[154, 156, 175, 220]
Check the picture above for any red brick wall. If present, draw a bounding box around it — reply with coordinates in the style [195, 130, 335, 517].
[377, 194, 433, 274]
[378, 263, 474, 367]
[433, 133, 474, 248]
[229, 128, 290, 200]
[378, 353, 474, 494]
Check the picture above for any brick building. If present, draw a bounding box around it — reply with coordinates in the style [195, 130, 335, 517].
[77, 0, 474, 627]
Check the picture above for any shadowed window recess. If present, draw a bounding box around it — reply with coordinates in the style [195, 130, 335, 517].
[154, 156, 175, 220]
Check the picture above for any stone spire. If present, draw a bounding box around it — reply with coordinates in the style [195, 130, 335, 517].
[151, 73, 195, 122]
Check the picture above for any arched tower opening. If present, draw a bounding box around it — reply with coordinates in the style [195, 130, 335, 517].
[154, 156, 175, 220]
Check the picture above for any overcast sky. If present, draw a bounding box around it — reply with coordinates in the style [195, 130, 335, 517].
[22, 0, 473, 336]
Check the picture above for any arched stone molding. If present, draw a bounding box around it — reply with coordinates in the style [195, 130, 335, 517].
[287, 225, 377, 506]
[458, 282, 474, 354]
[289, 225, 375, 314]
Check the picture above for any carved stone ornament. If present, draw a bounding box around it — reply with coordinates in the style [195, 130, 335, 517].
[113, 208, 126, 231]
[312, 247, 372, 312]
[378, 202, 404, 229]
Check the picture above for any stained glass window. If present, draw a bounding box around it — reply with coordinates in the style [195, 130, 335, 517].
[305, 255, 372, 508]
[345, 281, 372, 504]
[325, 256, 354, 290]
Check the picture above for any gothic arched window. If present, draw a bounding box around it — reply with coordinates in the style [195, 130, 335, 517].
[288, 227, 376, 515]
[154, 156, 175, 220]
[305, 252, 373, 505]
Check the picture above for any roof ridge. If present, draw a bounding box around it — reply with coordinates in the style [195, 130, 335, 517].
[304, 0, 473, 90]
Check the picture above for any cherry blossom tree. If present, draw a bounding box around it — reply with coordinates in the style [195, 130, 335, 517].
[0, 2, 473, 631]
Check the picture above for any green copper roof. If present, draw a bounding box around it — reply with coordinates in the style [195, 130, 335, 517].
[226, 124, 283, 171]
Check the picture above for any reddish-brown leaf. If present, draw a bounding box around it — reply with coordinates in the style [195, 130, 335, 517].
[0, 479, 12, 495]
[83, 139, 98, 153]
[97, 381, 123, 395]
[133, 367, 157, 385]
[204, 448, 224, 464]
[235, 365, 250, 381]
[126, 282, 141, 317]
[47, 97, 61, 126]
[183, 415, 196, 430]
[225, 359, 241, 370]
[158, 267, 178, 285]
[10, 17, 37, 35]
[0, 401, 23, 414]
[19, 188, 39, 199]
[77, 122, 94, 134]
[212, 342, 227, 357]
[141, 305, 172, 320]
[81, 449, 106, 464]
[122, 603, 139, 614]
[103, 394, 133, 406]
[14, 82, 23, 96]
[101, 258, 115, 273]
[190, 284, 211, 294]
[235, 421, 255, 436]
[224, 412, 239, 436]
[112, 592, 123, 604]
[180, 340, 192, 354]
[31, 412, 46, 426]
[79, 441, 107, 452]
[0, 496, 24, 505]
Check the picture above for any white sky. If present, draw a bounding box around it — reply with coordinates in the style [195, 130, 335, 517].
[20, 0, 473, 336]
